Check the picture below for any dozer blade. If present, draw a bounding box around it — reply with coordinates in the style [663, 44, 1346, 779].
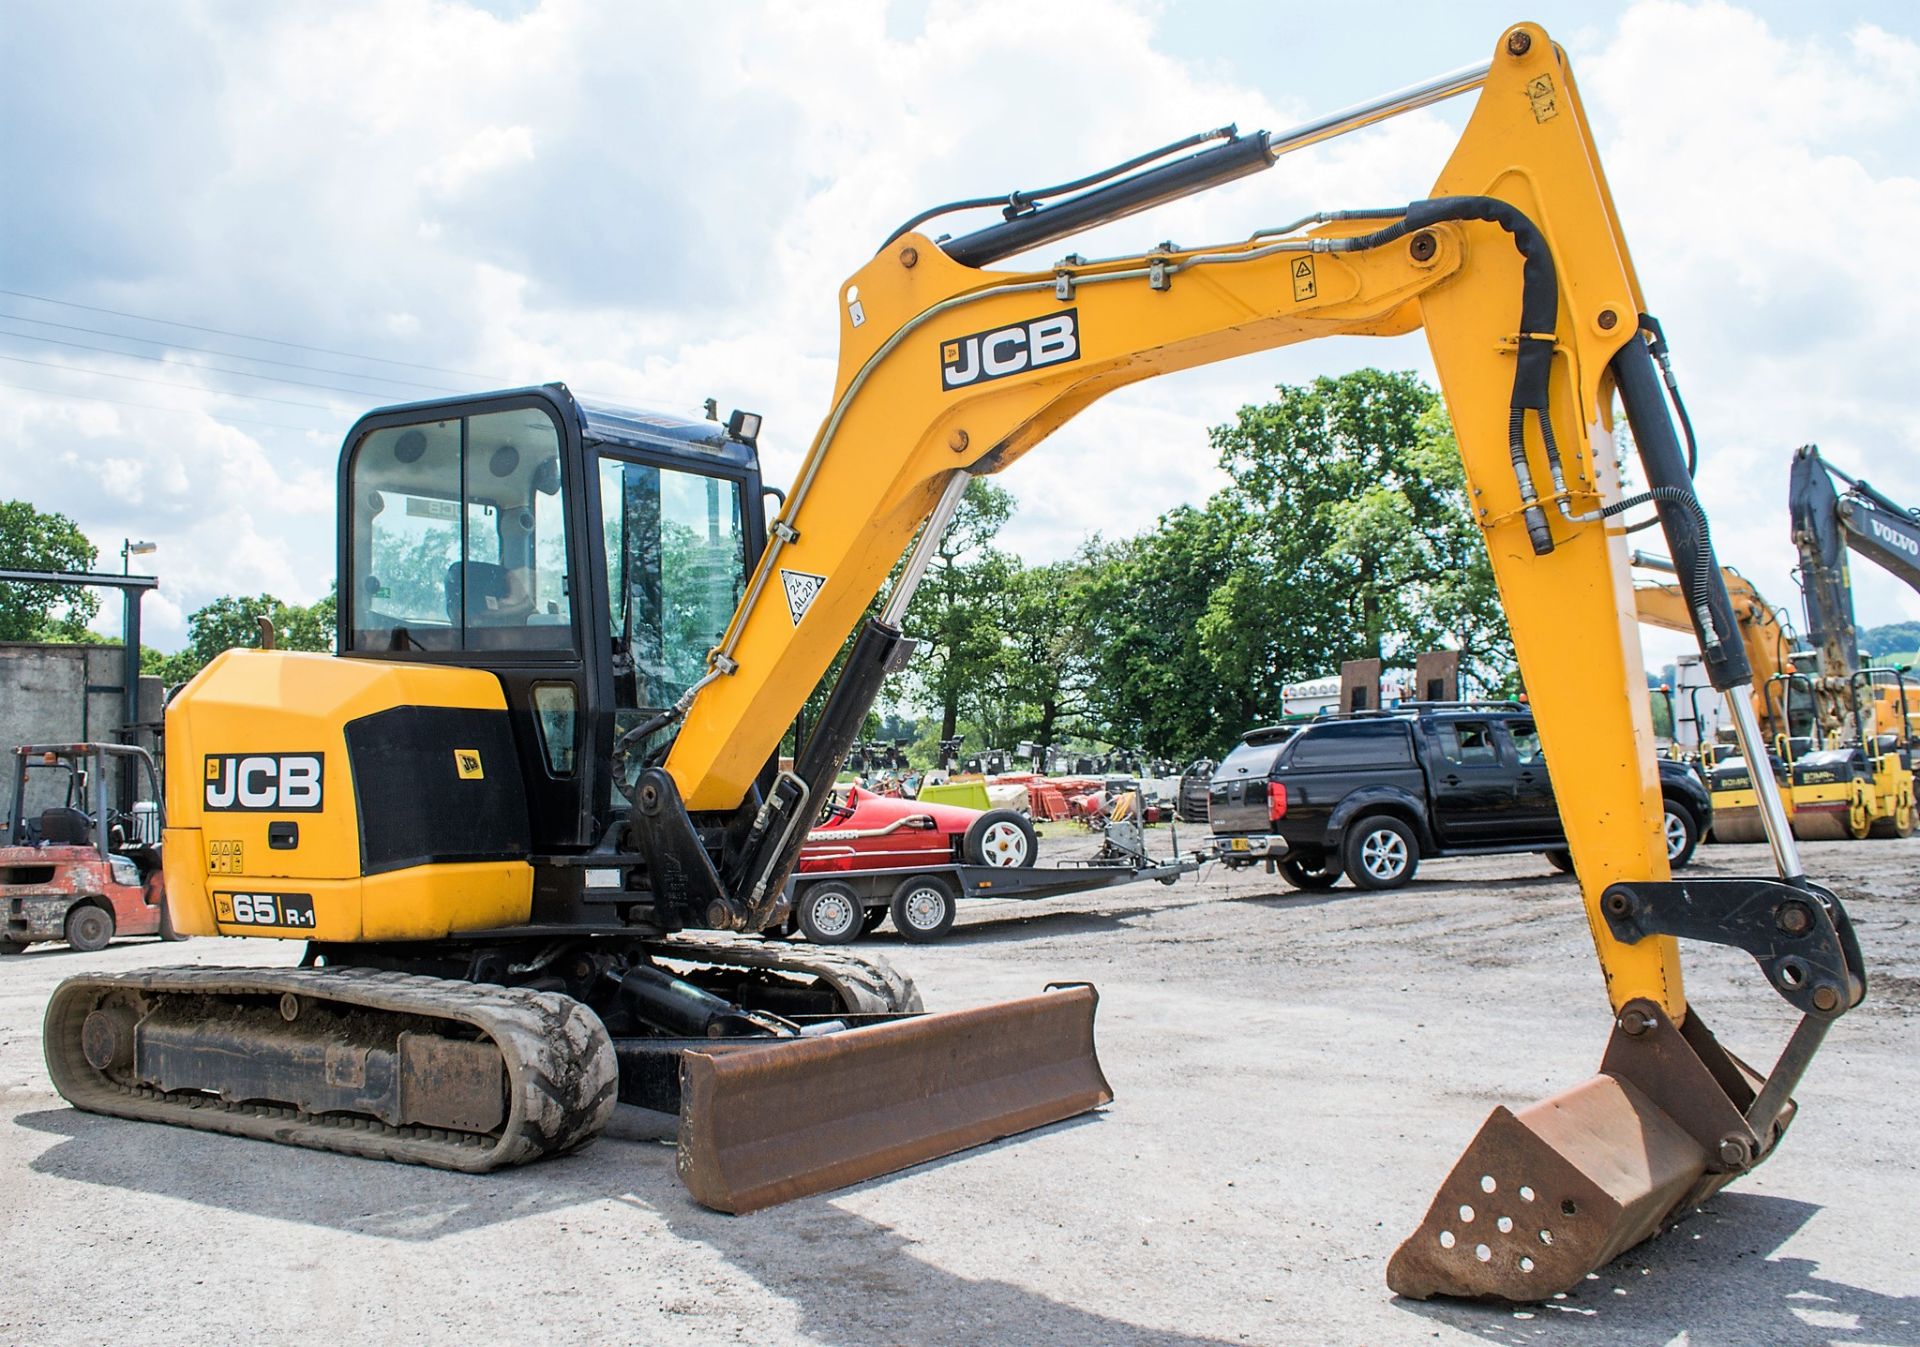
[677, 984, 1111, 1213]
[1388, 999, 1776, 1302]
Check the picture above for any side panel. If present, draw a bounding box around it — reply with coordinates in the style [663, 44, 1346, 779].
[163, 649, 534, 941]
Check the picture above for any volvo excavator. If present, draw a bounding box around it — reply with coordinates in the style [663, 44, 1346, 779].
[44, 24, 1866, 1304]
[1791, 445, 1920, 753]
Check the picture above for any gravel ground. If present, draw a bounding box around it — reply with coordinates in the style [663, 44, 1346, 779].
[2, 831, 1915, 1346]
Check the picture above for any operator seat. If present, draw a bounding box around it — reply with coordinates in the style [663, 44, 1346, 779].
[39, 807, 93, 847]
[445, 560, 514, 624]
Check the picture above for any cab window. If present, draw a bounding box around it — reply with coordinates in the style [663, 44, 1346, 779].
[598, 457, 748, 712]
[1508, 720, 1545, 765]
[347, 407, 573, 652]
[1436, 720, 1500, 766]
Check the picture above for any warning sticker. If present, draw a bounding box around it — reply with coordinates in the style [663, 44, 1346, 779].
[1291, 257, 1317, 302]
[781, 569, 827, 626]
[1527, 75, 1558, 123]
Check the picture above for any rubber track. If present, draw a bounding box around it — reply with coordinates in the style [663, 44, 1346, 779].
[44, 966, 618, 1173]
[647, 934, 924, 1015]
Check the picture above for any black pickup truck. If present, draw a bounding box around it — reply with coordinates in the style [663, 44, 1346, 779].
[1207, 702, 1711, 891]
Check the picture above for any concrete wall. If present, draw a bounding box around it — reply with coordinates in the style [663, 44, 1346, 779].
[0, 644, 163, 761]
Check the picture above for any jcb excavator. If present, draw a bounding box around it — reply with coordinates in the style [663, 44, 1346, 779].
[45, 24, 1865, 1304]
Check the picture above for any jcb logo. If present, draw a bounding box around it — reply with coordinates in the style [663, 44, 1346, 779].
[204, 754, 325, 812]
[940, 308, 1079, 389]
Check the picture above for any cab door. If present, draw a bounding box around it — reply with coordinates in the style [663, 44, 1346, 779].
[1427, 718, 1516, 844]
[1502, 718, 1563, 841]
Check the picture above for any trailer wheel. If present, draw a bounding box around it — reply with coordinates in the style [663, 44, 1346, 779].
[890, 874, 958, 943]
[860, 905, 889, 935]
[964, 809, 1038, 867]
[795, 882, 865, 945]
[1545, 849, 1575, 875]
[1342, 816, 1418, 891]
[65, 904, 115, 954]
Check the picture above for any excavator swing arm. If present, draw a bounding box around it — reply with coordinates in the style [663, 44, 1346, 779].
[45, 23, 1864, 1305]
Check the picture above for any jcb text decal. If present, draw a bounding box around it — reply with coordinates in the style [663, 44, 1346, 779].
[204, 754, 325, 812]
[940, 308, 1079, 389]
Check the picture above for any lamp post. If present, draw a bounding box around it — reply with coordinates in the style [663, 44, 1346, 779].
[121, 539, 156, 575]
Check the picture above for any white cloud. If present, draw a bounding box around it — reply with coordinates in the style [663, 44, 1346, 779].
[3, 0, 1917, 663]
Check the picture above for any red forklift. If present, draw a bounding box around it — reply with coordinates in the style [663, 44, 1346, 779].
[0, 743, 179, 954]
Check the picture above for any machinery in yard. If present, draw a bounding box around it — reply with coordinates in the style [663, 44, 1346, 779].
[2, 743, 177, 954]
[1780, 444, 1920, 836]
[1631, 554, 1812, 841]
[44, 21, 1866, 1302]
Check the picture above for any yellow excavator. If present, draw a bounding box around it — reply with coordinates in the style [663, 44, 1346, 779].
[45, 23, 1865, 1304]
[1629, 553, 1818, 841]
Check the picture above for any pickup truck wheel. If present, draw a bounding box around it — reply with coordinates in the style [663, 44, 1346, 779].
[965, 809, 1038, 867]
[1343, 817, 1418, 891]
[890, 874, 958, 943]
[0, 938, 26, 956]
[1663, 800, 1701, 868]
[795, 882, 865, 945]
[1277, 857, 1341, 891]
[1545, 849, 1575, 875]
[65, 904, 115, 954]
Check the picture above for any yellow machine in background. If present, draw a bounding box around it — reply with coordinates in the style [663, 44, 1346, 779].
[46, 23, 1865, 1305]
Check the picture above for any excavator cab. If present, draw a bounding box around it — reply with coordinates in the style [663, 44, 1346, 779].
[338, 386, 767, 860]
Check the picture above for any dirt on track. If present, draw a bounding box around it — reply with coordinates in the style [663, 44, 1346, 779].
[2, 830, 1915, 1346]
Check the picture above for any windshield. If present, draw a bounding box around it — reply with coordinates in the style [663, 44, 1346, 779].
[1216, 740, 1284, 780]
[347, 406, 574, 652]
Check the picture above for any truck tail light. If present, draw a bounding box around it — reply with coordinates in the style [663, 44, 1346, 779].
[1268, 781, 1287, 821]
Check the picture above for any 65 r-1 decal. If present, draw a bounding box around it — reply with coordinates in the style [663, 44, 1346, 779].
[940, 308, 1079, 389]
[214, 892, 317, 929]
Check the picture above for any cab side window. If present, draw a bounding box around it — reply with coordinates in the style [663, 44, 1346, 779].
[1508, 720, 1545, 765]
[1437, 720, 1499, 767]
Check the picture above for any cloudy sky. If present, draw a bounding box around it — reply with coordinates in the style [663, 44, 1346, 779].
[4, 0, 1918, 676]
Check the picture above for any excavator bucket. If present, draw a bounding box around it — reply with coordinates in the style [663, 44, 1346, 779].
[1388, 1000, 1777, 1301]
[677, 985, 1111, 1213]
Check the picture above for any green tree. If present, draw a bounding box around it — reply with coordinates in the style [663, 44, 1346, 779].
[989, 559, 1098, 749]
[1072, 370, 1512, 761]
[152, 589, 337, 683]
[0, 500, 100, 640]
[1204, 369, 1510, 693]
[1079, 505, 1257, 758]
[893, 478, 1018, 741]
